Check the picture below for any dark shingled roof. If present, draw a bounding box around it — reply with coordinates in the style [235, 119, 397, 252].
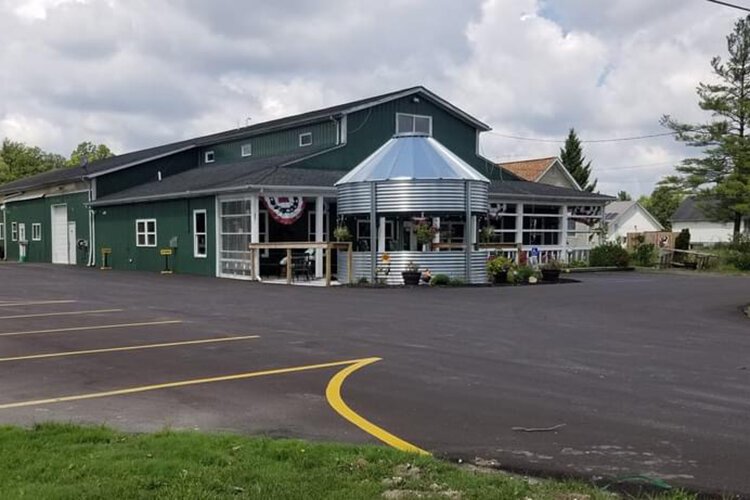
[92, 148, 346, 206]
[489, 180, 614, 202]
[671, 197, 716, 222]
[2, 86, 492, 195]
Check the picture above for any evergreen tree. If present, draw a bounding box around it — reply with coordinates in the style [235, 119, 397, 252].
[661, 15, 750, 236]
[559, 128, 597, 192]
[616, 190, 632, 201]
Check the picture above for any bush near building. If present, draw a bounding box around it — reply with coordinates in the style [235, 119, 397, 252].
[589, 242, 631, 268]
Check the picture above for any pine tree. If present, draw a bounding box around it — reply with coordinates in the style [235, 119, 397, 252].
[559, 128, 597, 192]
[661, 15, 750, 236]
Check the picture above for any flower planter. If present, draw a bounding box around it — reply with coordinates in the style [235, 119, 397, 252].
[402, 271, 421, 286]
[541, 269, 561, 283]
[491, 271, 508, 284]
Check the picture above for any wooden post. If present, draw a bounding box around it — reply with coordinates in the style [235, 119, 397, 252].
[286, 248, 292, 284]
[347, 242, 353, 284]
[325, 244, 332, 287]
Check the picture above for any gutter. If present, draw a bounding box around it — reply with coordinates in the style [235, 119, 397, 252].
[89, 184, 337, 207]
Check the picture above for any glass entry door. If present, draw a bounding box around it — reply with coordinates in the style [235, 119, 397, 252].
[219, 196, 253, 279]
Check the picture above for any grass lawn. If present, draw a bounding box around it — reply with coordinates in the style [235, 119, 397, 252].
[0, 423, 694, 499]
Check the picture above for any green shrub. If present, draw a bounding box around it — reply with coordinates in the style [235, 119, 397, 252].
[568, 259, 588, 268]
[727, 250, 750, 270]
[357, 276, 369, 284]
[447, 278, 465, 286]
[589, 242, 631, 267]
[486, 256, 511, 277]
[632, 242, 657, 267]
[429, 274, 450, 286]
[511, 265, 538, 283]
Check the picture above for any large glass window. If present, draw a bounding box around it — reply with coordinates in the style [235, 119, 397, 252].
[307, 210, 329, 242]
[193, 210, 207, 258]
[490, 203, 517, 244]
[136, 219, 157, 247]
[522, 205, 561, 246]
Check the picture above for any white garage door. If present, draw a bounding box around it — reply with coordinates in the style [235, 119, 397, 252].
[51, 204, 69, 264]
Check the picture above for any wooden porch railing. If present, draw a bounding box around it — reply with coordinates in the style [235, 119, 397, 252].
[247, 242, 353, 286]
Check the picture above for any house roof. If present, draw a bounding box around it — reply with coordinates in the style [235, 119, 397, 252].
[671, 196, 716, 222]
[497, 157, 557, 182]
[605, 200, 664, 230]
[335, 135, 489, 185]
[1, 86, 492, 196]
[489, 180, 613, 202]
[91, 148, 346, 206]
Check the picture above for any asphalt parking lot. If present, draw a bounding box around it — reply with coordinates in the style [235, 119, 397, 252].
[0, 263, 748, 496]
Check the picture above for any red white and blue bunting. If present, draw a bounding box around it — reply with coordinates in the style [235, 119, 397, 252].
[263, 196, 306, 225]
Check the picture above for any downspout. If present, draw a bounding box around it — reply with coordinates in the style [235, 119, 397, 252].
[86, 178, 96, 267]
[1, 203, 5, 261]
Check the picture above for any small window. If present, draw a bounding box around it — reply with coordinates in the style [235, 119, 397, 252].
[0, 222, 4, 241]
[135, 219, 157, 247]
[32, 223, 41, 241]
[299, 132, 313, 147]
[193, 210, 207, 258]
[241, 143, 252, 157]
[11, 222, 18, 242]
[205, 150, 215, 163]
[18, 223, 26, 242]
[395, 113, 432, 136]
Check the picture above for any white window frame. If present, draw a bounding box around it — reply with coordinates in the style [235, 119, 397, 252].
[0, 222, 4, 241]
[307, 210, 329, 242]
[241, 143, 252, 157]
[18, 223, 26, 242]
[395, 112, 433, 136]
[298, 132, 313, 147]
[135, 219, 157, 248]
[31, 223, 42, 241]
[205, 150, 215, 163]
[193, 209, 207, 258]
[11, 222, 18, 242]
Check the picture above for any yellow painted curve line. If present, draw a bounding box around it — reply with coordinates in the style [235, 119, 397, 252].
[325, 357, 430, 455]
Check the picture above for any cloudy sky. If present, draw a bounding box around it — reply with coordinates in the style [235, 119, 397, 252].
[0, 0, 743, 195]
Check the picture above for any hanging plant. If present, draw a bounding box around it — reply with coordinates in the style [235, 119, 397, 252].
[333, 225, 352, 242]
[414, 222, 438, 245]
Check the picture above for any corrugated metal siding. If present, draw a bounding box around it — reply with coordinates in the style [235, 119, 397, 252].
[97, 149, 199, 198]
[337, 251, 488, 284]
[336, 183, 372, 214]
[470, 182, 488, 212]
[297, 96, 488, 173]
[338, 180, 488, 214]
[3, 192, 89, 265]
[95, 196, 215, 275]
[202, 121, 338, 166]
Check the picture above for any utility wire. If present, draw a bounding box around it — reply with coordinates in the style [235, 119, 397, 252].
[486, 131, 678, 144]
[705, 0, 750, 12]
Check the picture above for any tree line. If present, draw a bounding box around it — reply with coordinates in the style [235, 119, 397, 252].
[0, 140, 114, 185]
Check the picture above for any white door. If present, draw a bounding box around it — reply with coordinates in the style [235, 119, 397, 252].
[51, 204, 69, 264]
[67, 221, 76, 265]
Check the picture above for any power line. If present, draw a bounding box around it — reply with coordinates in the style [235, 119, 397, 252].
[486, 131, 677, 144]
[705, 0, 750, 12]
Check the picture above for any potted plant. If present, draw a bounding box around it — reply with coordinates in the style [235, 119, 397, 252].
[333, 225, 352, 242]
[479, 225, 495, 244]
[402, 260, 421, 285]
[540, 259, 563, 282]
[486, 256, 511, 284]
[511, 264, 538, 284]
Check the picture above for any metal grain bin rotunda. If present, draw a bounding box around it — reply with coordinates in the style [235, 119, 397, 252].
[335, 135, 489, 214]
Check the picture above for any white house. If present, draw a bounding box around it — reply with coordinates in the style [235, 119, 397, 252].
[671, 197, 750, 245]
[604, 200, 663, 242]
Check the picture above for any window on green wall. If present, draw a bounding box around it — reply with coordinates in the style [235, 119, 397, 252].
[193, 210, 207, 258]
[241, 143, 252, 157]
[32, 223, 41, 241]
[11, 222, 18, 241]
[396, 113, 432, 136]
[136, 219, 157, 247]
[299, 132, 312, 147]
[205, 151, 215, 163]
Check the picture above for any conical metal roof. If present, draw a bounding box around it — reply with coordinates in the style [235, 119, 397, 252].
[335, 135, 489, 185]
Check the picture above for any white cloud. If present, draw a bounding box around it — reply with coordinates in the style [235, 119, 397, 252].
[0, 0, 743, 195]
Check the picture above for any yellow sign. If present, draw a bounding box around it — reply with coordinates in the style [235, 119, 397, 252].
[160, 248, 173, 256]
[101, 248, 112, 255]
